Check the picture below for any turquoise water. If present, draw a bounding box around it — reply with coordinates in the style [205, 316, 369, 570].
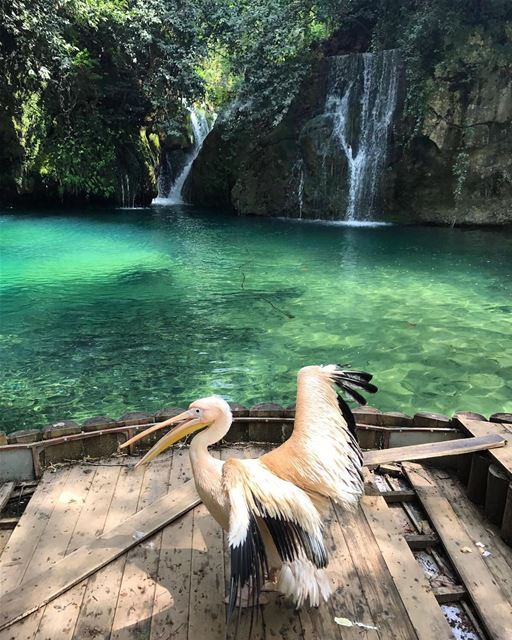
[1, 207, 511, 433]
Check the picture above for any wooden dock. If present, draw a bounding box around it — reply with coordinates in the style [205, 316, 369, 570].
[0, 437, 511, 640]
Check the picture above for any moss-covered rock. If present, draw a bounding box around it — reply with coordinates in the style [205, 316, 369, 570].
[188, 16, 512, 226]
[392, 66, 512, 225]
[187, 59, 328, 216]
[183, 119, 240, 210]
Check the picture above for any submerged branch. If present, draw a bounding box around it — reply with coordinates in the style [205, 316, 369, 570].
[239, 265, 295, 319]
[259, 295, 295, 319]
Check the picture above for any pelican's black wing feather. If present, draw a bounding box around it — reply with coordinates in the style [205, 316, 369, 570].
[337, 395, 357, 438]
[227, 493, 329, 633]
[255, 498, 328, 569]
[332, 367, 378, 440]
[332, 368, 378, 405]
[336, 368, 374, 382]
[228, 511, 267, 634]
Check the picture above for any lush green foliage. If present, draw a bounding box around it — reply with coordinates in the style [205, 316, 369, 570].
[0, 0, 345, 202]
[204, 0, 341, 127]
[1, 0, 209, 201]
[1, 0, 511, 204]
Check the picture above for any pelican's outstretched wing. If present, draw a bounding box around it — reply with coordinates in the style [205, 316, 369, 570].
[222, 457, 328, 622]
[260, 365, 377, 511]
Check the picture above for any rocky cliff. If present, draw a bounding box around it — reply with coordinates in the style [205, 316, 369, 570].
[393, 66, 512, 225]
[187, 28, 512, 225]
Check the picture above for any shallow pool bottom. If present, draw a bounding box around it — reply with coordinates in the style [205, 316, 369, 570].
[1, 206, 511, 432]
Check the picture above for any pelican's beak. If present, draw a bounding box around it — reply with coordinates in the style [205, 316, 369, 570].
[119, 409, 208, 468]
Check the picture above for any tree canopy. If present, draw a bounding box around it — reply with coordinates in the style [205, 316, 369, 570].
[1, 0, 510, 204]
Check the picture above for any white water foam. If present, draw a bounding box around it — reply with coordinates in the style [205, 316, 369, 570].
[325, 50, 400, 221]
[276, 216, 392, 228]
[152, 108, 213, 206]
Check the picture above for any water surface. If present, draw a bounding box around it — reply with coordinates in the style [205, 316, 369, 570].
[1, 207, 511, 432]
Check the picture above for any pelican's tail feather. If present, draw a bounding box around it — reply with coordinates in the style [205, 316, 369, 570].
[277, 559, 332, 608]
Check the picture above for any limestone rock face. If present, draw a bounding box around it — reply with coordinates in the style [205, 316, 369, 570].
[393, 68, 512, 225]
[186, 59, 326, 215]
[188, 47, 512, 225]
[183, 124, 237, 210]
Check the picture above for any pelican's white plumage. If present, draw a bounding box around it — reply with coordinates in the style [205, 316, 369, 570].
[261, 365, 364, 511]
[120, 364, 377, 617]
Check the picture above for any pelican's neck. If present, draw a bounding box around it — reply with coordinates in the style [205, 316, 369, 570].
[188, 411, 232, 530]
[189, 411, 232, 468]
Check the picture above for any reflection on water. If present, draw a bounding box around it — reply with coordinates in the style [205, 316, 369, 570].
[1, 206, 511, 432]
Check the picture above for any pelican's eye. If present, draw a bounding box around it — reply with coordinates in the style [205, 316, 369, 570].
[193, 408, 201, 416]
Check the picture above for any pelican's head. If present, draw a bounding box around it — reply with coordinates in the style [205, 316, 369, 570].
[120, 396, 232, 467]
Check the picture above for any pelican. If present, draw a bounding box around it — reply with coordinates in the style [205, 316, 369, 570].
[121, 365, 376, 618]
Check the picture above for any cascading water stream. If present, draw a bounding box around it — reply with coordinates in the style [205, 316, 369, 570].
[152, 108, 213, 206]
[323, 50, 400, 221]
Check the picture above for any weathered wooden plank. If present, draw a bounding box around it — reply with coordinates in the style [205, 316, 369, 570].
[0, 612, 43, 640]
[26, 467, 96, 581]
[0, 479, 201, 632]
[0, 467, 93, 640]
[0, 530, 11, 557]
[361, 496, 453, 640]
[34, 465, 122, 640]
[403, 533, 438, 549]
[0, 483, 15, 513]
[110, 457, 173, 640]
[405, 463, 512, 640]
[263, 595, 302, 640]
[432, 585, 466, 604]
[400, 501, 431, 535]
[303, 504, 379, 640]
[0, 518, 19, 530]
[72, 461, 147, 640]
[304, 457, 375, 638]
[379, 489, 417, 503]
[19, 466, 98, 640]
[0, 467, 71, 593]
[335, 502, 418, 640]
[188, 449, 225, 640]
[150, 449, 195, 640]
[430, 469, 512, 598]
[456, 419, 512, 476]
[363, 433, 505, 467]
[323, 471, 380, 640]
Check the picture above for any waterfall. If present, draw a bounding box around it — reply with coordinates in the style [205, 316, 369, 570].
[297, 160, 304, 219]
[155, 153, 173, 202]
[152, 108, 213, 206]
[120, 174, 135, 208]
[290, 159, 305, 218]
[324, 50, 400, 220]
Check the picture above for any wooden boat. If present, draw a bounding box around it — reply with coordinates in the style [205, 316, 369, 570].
[0, 406, 511, 640]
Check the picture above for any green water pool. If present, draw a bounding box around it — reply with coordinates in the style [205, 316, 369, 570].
[1, 207, 511, 433]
